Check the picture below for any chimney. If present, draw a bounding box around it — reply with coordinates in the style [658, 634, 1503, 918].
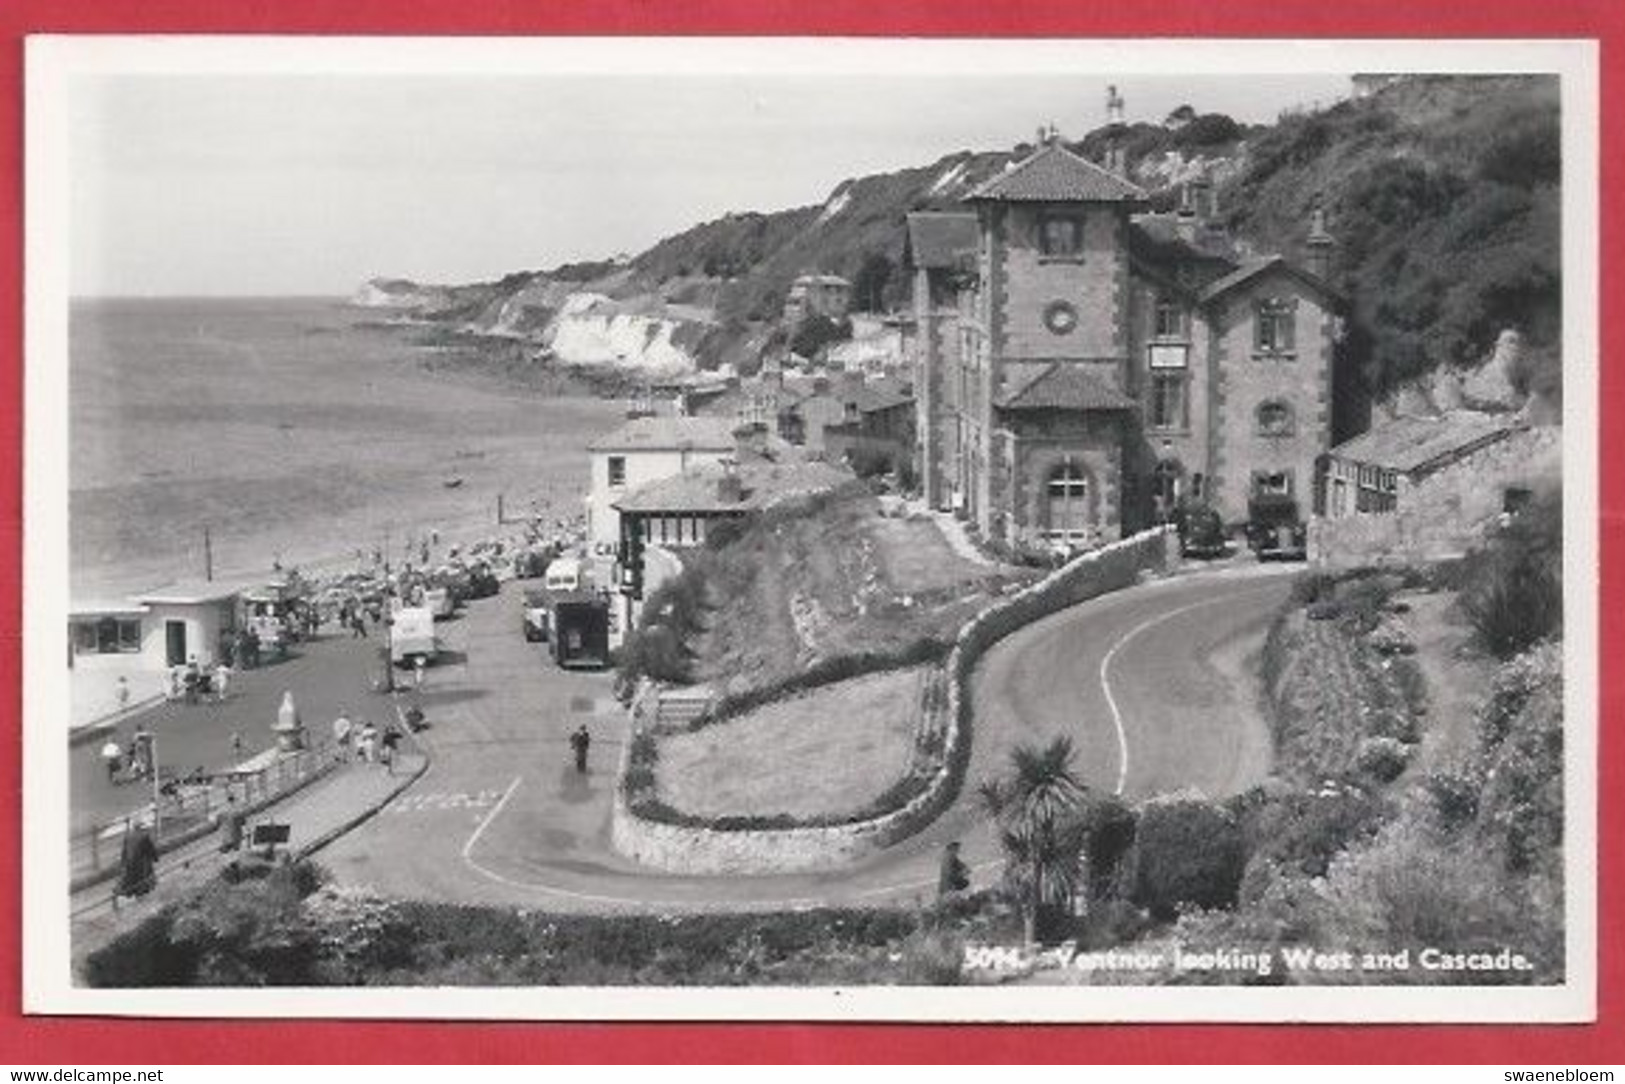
[1306, 206, 1335, 282]
[1106, 85, 1124, 127]
[716, 463, 745, 503]
[733, 420, 769, 463]
[1176, 184, 1198, 244]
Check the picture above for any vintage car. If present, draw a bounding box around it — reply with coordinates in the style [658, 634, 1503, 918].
[1245, 494, 1309, 561]
[1176, 503, 1229, 559]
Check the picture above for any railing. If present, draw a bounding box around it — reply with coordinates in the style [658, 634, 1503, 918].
[69, 737, 344, 890]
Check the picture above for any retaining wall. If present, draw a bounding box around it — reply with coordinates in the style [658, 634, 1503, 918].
[611, 526, 1176, 875]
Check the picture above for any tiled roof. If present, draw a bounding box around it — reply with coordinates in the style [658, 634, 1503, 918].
[1198, 254, 1343, 306]
[1330, 411, 1525, 475]
[587, 414, 740, 453]
[964, 143, 1147, 204]
[614, 461, 851, 514]
[906, 212, 979, 269]
[850, 374, 915, 414]
[996, 363, 1137, 412]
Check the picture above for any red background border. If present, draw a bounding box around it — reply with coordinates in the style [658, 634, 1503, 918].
[1, 0, 1618, 1064]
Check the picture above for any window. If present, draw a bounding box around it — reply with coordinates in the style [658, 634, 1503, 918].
[1256, 400, 1295, 436]
[607, 456, 627, 487]
[1154, 297, 1186, 340]
[1045, 461, 1093, 540]
[1190, 473, 1205, 501]
[74, 617, 141, 654]
[1149, 373, 1188, 431]
[1039, 215, 1084, 258]
[1254, 298, 1297, 354]
[1252, 470, 1294, 497]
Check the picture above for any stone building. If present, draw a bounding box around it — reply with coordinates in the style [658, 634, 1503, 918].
[783, 273, 852, 325]
[908, 139, 1347, 550]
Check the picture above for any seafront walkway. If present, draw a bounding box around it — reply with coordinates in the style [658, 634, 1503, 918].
[70, 745, 428, 975]
[70, 625, 399, 837]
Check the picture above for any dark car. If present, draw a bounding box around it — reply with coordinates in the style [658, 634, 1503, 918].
[1176, 502, 1229, 559]
[1246, 494, 1308, 561]
[466, 562, 501, 600]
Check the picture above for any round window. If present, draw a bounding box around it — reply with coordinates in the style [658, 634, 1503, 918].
[1043, 300, 1078, 335]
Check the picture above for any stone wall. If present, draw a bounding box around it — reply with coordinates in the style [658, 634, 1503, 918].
[1310, 424, 1561, 568]
[611, 526, 1177, 875]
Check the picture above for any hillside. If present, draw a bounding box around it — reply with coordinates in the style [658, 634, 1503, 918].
[366, 74, 1561, 398]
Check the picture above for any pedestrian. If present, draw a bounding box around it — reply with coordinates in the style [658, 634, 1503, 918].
[131, 726, 154, 779]
[230, 731, 244, 759]
[938, 840, 971, 902]
[165, 665, 184, 702]
[101, 738, 122, 784]
[332, 711, 353, 756]
[214, 661, 232, 703]
[351, 612, 368, 639]
[115, 675, 130, 715]
[182, 656, 201, 705]
[413, 655, 426, 690]
[569, 724, 591, 774]
[116, 824, 159, 901]
[380, 723, 401, 775]
[357, 721, 377, 763]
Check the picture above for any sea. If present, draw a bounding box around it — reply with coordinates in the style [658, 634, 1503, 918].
[67, 297, 626, 598]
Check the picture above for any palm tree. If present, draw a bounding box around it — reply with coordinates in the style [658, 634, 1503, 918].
[978, 736, 1090, 945]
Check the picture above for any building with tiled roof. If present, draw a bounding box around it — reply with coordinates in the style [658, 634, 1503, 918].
[963, 142, 1149, 204]
[586, 413, 745, 548]
[910, 132, 1352, 547]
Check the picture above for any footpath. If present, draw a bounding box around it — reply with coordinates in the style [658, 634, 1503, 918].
[69, 744, 428, 978]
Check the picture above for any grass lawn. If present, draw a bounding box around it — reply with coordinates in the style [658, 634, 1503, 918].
[655, 667, 927, 819]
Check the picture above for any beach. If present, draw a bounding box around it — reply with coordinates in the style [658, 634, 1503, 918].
[69, 297, 627, 598]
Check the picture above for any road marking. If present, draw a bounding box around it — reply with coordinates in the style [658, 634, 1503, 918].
[461, 775, 522, 864]
[386, 789, 505, 815]
[1098, 584, 1284, 796]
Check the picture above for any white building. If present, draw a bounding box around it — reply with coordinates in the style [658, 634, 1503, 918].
[68, 581, 243, 729]
[584, 414, 740, 550]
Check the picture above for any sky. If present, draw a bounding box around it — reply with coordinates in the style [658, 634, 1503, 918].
[63, 57, 1358, 298]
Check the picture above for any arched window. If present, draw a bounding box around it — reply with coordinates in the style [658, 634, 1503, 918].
[1045, 461, 1093, 542]
[1256, 399, 1295, 436]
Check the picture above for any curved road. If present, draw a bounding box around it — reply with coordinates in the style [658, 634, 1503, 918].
[318, 564, 1293, 912]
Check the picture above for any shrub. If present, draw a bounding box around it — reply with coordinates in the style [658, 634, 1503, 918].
[1236, 787, 1394, 879]
[1291, 572, 1338, 606]
[1356, 735, 1413, 784]
[1460, 550, 1562, 659]
[1423, 770, 1480, 832]
[1130, 795, 1246, 920]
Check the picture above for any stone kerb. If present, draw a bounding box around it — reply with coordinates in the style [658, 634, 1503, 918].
[611, 527, 1174, 876]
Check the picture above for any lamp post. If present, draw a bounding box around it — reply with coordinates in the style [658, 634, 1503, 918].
[149, 733, 161, 840]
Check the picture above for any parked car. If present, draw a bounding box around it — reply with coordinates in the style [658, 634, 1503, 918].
[522, 588, 551, 642]
[1246, 494, 1308, 561]
[466, 562, 501, 600]
[1176, 503, 1229, 559]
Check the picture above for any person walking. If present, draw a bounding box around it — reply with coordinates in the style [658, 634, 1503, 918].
[569, 725, 591, 775]
[116, 824, 159, 902]
[214, 662, 232, 703]
[332, 711, 353, 758]
[380, 723, 402, 775]
[131, 726, 154, 780]
[357, 720, 378, 763]
[115, 675, 131, 715]
[229, 731, 244, 760]
[182, 656, 201, 705]
[101, 738, 123, 784]
[938, 840, 971, 903]
[413, 655, 426, 690]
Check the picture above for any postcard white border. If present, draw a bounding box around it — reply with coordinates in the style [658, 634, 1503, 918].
[23, 35, 1600, 1022]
